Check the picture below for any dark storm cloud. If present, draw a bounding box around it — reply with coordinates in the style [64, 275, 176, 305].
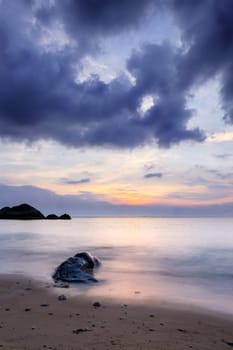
[127, 43, 204, 146]
[36, 0, 156, 36]
[0, 0, 233, 149]
[168, 0, 233, 123]
[0, 0, 142, 148]
[144, 172, 163, 179]
[62, 178, 91, 185]
[34, 0, 158, 54]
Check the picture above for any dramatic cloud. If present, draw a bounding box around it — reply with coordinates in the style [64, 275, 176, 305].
[144, 173, 163, 179]
[127, 43, 204, 146]
[169, 0, 233, 123]
[0, 0, 232, 149]
[37, 0, 156, 49]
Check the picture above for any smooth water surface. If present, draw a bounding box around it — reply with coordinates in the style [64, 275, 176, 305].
[0, 217, 232, 314]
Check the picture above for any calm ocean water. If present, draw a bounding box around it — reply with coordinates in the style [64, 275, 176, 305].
[0, 217, 232, 314]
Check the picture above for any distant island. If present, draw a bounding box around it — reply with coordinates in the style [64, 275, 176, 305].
[0, 203, 71, 220]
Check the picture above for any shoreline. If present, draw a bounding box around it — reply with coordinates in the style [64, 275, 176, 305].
[0, 274, 232, 349]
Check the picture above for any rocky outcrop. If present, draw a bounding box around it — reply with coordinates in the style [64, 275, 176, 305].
[0, 204, 45, 220]
[46, 213, 71, 220]
[59, 213, 71, 220]
[46, 214, 59, 220]
[0, 203, 72, 220]
[53, 252, 100, 283]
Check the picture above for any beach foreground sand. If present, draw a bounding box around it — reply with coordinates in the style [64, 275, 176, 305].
[0, 275, 232, 350]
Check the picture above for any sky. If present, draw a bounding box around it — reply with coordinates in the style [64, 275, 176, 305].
[0, 0, 233, 216]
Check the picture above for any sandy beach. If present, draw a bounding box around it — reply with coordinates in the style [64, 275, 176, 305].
[0, 275, 232, 350]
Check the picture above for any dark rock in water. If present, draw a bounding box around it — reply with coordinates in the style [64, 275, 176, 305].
[53, 252, 100, 283]
[59, 213, 71, 220]
[58, 294, 67, 301]
[0, 203, 72, 220]
[46, 214, 59, 220]
[46, 213, 71, 220]
[0, 203, 45, 220]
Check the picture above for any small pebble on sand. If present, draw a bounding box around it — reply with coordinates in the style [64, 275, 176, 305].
[93, 301, 101, 308]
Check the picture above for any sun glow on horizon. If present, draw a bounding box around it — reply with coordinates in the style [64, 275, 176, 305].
[37, 181, 233, 208]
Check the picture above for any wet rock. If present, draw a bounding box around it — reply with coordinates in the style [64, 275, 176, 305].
[72, 328, 92, 334]
[58, 294, 67, 301]
[53, 281, 70, 288]
[74, 252, 101, 269]
[223, 339, 233, 347]
[93, 301, 101, 308]
[53, 251, 101, 283]
[177, 328, 187, 333]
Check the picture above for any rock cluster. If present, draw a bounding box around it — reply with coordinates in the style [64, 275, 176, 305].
[0, 203, 71, 220]
[46, 213, 71, 220]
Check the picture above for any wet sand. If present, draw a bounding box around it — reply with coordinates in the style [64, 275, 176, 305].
[0, 275, 232, 350]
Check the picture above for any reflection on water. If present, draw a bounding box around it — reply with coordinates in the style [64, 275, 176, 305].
[0, 217, 233, 314]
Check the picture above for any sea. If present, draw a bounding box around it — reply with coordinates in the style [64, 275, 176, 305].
[0, 217, 232, 315]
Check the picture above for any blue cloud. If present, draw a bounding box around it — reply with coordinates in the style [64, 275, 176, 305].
[61, 178, 91, 185]
[144, 172, 163, 179]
